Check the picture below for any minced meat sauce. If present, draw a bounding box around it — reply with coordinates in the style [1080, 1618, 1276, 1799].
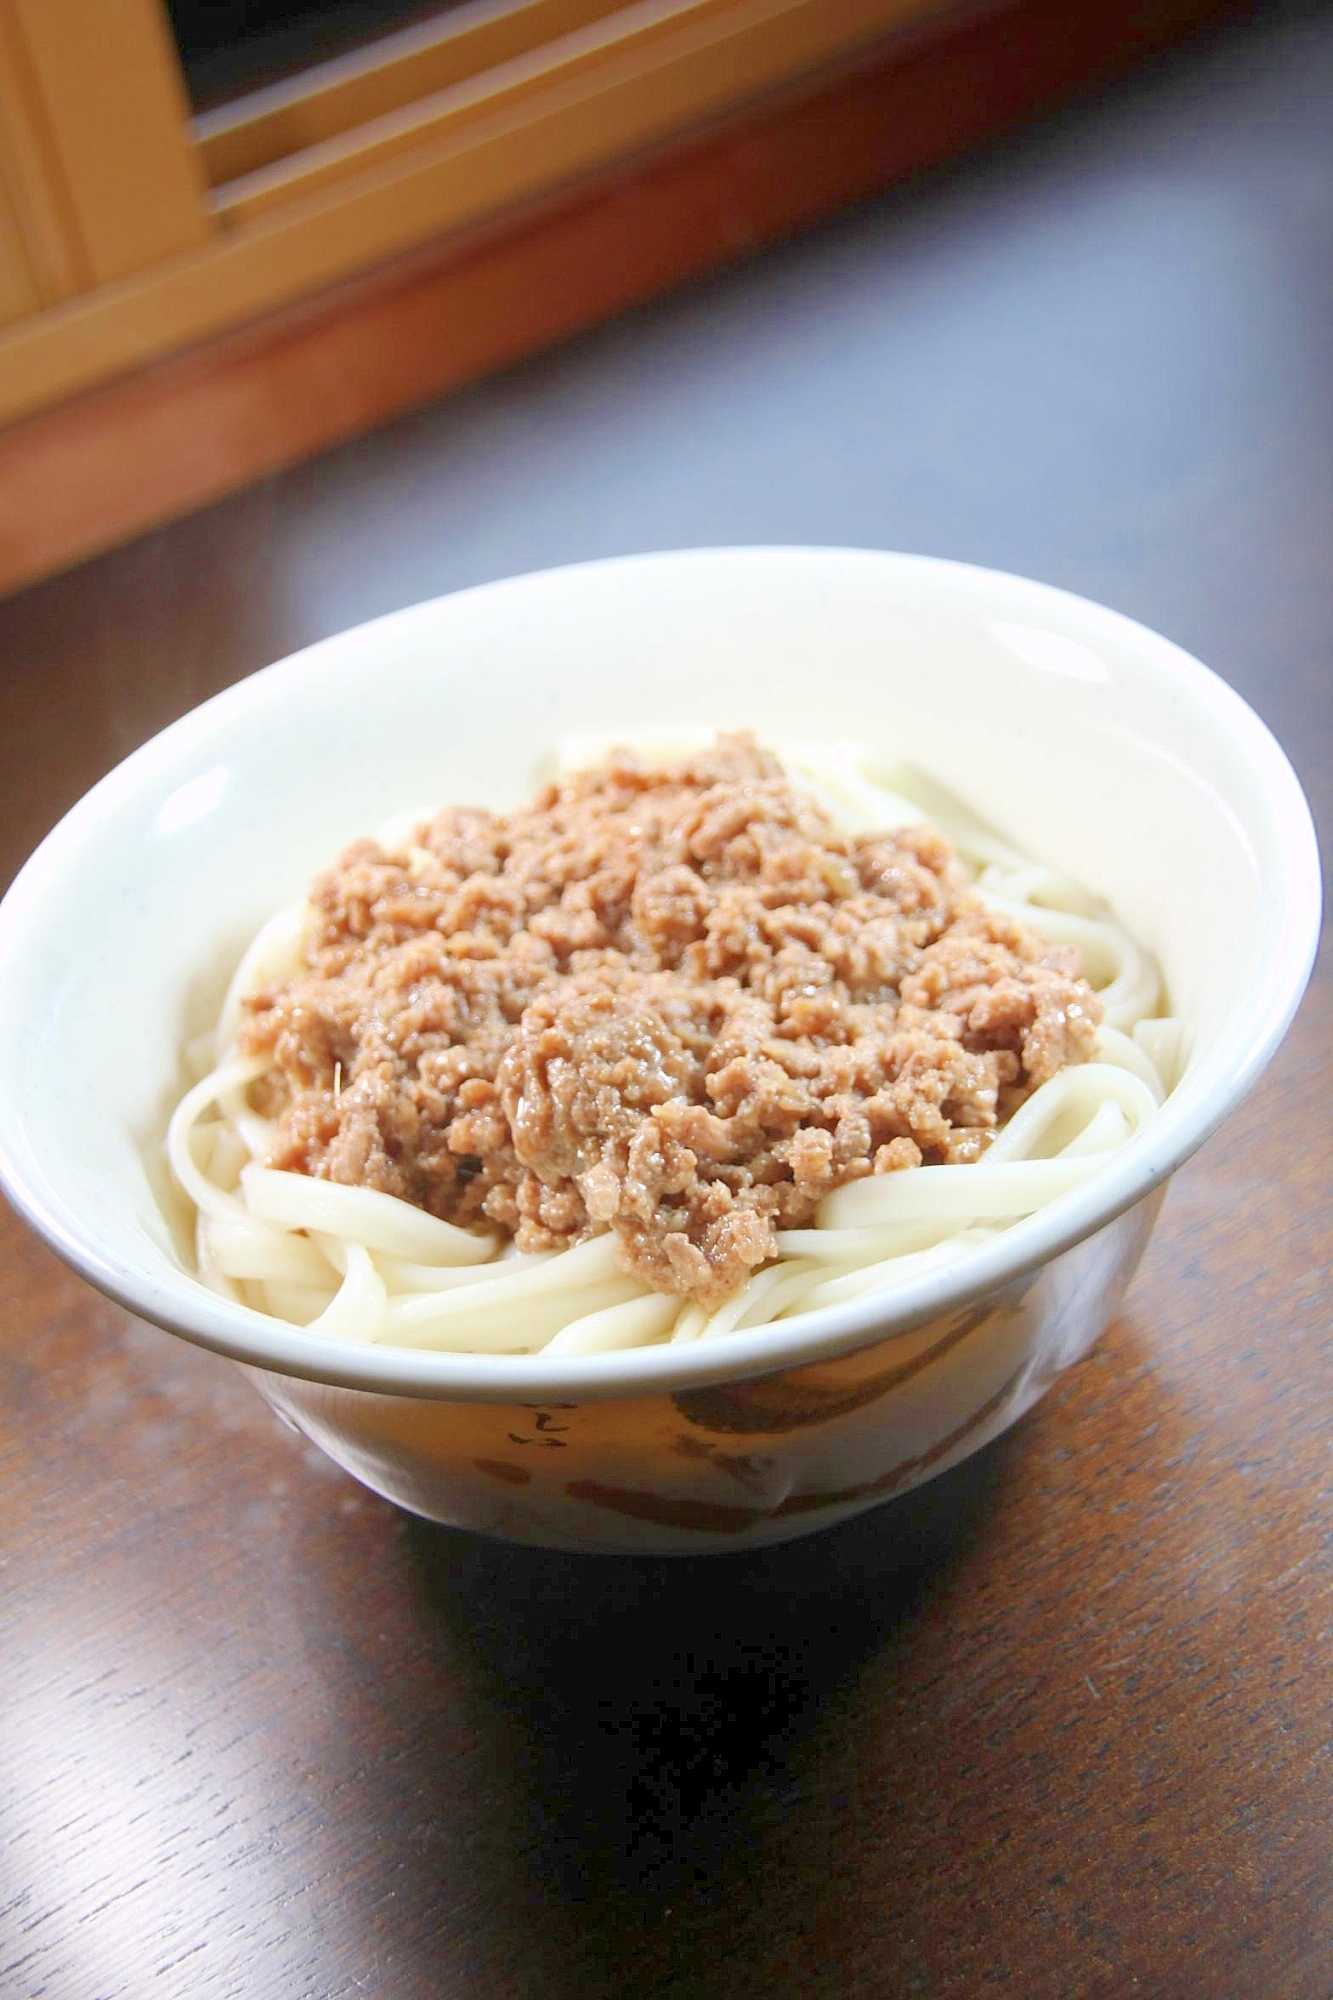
[240, 736, 1101, 1308]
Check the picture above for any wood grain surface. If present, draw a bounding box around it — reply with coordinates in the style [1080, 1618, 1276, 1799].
[0, 5, 1329, 1995]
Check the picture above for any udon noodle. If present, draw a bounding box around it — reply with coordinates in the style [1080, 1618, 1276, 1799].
[167, 740, 1185, 1355]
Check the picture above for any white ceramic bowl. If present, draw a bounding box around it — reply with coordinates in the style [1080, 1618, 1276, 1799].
[0, 550, 1319, 1552]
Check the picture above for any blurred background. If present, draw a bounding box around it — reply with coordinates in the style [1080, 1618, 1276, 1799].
[0, 0, 1295, 598]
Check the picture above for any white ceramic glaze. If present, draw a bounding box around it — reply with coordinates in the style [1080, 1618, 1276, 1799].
[0, 550, 1319, 1551]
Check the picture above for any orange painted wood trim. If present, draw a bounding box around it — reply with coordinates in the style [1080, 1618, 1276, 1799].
[0, 0, 1240, 599]
[0, 0, 944, 421]
[205, 0, 950, 229]
[5, 0, 210, 286]
[194, 0, 652, 187]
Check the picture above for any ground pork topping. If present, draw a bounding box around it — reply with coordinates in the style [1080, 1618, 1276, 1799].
[239, 736, 1102, 1308]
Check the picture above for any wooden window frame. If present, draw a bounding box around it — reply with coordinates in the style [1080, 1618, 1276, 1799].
[0, 0, 1242, 598]
[0, 0, 950, 427]
[0, 0, 207, 297]
[192, 0, 640, 185]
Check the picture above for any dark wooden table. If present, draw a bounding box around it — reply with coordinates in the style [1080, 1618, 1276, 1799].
[2, 9, 1330, 1995]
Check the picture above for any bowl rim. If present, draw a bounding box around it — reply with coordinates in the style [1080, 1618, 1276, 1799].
[0, 546, 1321, 1402]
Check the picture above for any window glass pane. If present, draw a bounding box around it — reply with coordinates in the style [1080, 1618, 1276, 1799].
[167, 1, 462, 111]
